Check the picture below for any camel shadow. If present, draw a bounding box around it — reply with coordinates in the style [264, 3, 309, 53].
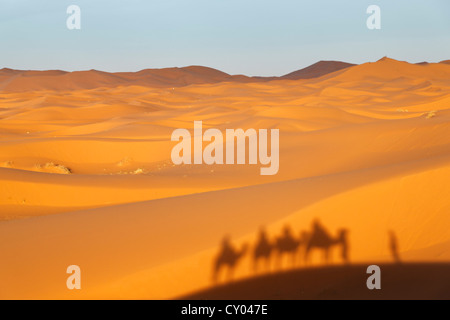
[212, 235, 248, 283]
[303, 219, 349, 265]
[273, 225, 301, 269]
[252, 228, 273, 273]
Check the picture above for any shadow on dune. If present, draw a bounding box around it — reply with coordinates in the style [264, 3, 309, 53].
[213, 219, 351, 283]
[195, 220, 443, 300]
[181, 263, 450, 300]
[212, 235, 248, 283]
[303, 220, 349, 266]
[389, 230, 401, 264]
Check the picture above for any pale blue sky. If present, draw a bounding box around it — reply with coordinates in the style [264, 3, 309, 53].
[1, 0, 449, 76]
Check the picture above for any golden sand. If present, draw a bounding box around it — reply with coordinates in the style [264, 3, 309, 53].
[0, 58, 449, 299]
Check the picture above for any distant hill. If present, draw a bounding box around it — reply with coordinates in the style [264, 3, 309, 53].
[282, 61, 356, 80]
[0, 61, 359, 92]
[3, 58, 450, 92]
[0, 66, 254, 92]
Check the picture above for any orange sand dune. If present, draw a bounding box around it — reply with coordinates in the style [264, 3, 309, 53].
[0, 58, 449, 299]
[282, 60, 355, 80]
[0, 66, 246, 92]
[0, 60, 357, 93]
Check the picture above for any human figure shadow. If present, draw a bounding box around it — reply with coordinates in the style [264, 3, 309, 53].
[212, 235, 248, 283]
[389, 230, 401, 263]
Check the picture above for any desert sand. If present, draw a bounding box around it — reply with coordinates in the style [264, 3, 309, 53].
[0, 57, 449, 299]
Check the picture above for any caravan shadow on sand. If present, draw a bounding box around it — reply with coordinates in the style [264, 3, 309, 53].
[213, 219, 352, 283]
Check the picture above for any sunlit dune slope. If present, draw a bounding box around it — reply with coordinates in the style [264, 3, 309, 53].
[1, 154, 449, 299]
[0, 58, 449, 299]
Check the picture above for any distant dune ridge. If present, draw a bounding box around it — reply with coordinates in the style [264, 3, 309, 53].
[1, 58, 449, 92]
[0, 57, 450, 299]
[0, 60, 357, 92]
[281, 60, 356, 80]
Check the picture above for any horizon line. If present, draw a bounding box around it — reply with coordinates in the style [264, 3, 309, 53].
[2, 57, 449, 78]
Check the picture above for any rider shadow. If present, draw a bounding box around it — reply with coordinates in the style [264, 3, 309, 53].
[212, 235, 248, 284]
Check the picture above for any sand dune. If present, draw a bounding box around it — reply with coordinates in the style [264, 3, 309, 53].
[0, 65, 270, 93]
[182, 264, 450, 300]
[282, 61, 355, 80]
[0, 58, 449, 299]
[0, 60, 359, 93]
[315, 58, 450, 87]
